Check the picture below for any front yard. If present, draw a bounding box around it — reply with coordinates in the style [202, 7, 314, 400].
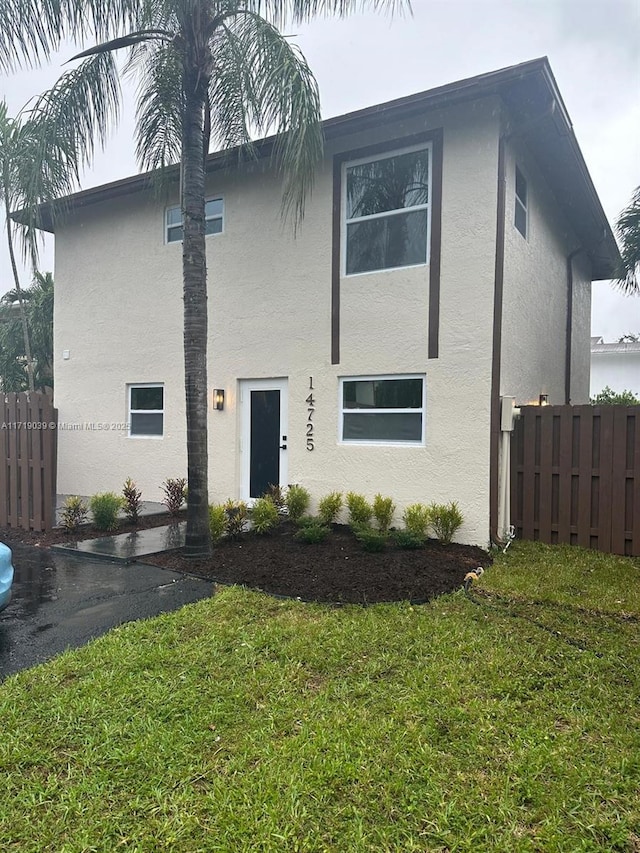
[0, 541, 638, 851]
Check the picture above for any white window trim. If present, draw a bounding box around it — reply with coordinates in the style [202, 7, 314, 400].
[342, 142, 432, 278]
[165, 197, 224, 244]
[514, 166, 528, 239]
[128, 383, 164, 440]
[338, 373, 426, 446]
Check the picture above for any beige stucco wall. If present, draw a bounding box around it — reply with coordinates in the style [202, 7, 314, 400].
[54, 97, 502, 545]
[500, 137, 591, 405]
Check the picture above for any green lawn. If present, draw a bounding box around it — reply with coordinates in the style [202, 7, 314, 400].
[1, 541, 638, 852]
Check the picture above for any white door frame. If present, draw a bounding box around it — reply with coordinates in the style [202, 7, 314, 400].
[239, 377, 288, 502]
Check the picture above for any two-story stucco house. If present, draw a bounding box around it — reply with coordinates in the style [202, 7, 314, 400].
[37, 57, 619, 546]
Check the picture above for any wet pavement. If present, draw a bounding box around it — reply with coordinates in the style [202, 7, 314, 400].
[0, 544, 213, 680]
[53, 523, 186, 562]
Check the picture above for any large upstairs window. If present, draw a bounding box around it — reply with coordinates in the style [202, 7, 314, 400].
[343, 145, 430, 276]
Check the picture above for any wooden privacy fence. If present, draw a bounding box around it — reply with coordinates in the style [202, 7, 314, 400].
[511, 404, 640, 557]
[0, 391, 58, 532]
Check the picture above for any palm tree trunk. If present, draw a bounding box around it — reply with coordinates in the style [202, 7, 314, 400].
[181, 63, 212, 557]
[3, 182, 35, 392]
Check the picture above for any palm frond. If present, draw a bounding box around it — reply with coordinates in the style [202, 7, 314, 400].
[615, 185, 640, 295]
[244, 0, 412, 27]
[69, 29, 174, 62]
[133, 41, 184, 174]
[0, 0, 159, 72]
[212, 12, 323, 224]
[13, 51, 121, 262]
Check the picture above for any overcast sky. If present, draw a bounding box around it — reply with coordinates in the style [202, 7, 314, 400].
[0, 0, 638, 340]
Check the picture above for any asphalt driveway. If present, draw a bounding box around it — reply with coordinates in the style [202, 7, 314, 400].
[0, 544, 213, 679]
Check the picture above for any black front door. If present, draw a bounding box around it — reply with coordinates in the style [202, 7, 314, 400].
[250, 390, 281, 498]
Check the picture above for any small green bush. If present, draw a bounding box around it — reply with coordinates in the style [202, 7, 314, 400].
[251, 497, 279, 534]
[346, 492, 372, 527]
[161, 478, 187, 516]
[429, 501, 463, 545]
[122, 478, 142, 524]
[391, 529, 424, 550]
[286, 485, 310, 522]
[354, 525, 387, 553]
[208, 504, 227, 544]
[295, 522, 329, 544]
[224, 499, 249, 538]
[591, 385, 640, 406]
[403, 503, 431, 538]
[296, 514, 318, 528]
[60, 495, 88, 533]
[318, 492, 343, 525]
[373, 494, 395, 533]
[89, 492, 124, 532]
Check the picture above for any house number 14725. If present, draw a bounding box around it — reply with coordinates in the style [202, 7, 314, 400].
[306, 376, 314, 451]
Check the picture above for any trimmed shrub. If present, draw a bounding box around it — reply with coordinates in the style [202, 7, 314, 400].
[89, 492, 124, 532]
[286, 485, 310, 522]
[296, 514, 318, 528]
[295, 522, 329, 544]
[373, 494, 395, 533]
[318, 491, 343, 525]
[224, 499, 249, 538]
[208, 504, 227, 544]
[346, 492, 372, 527]
[161, 478, 187, 516]
[403, 503, 431, 539]
[429, 501, 463, 545]
[60, 495, 88, 533]
[354, 525, 387, 553]
[251, 497, 279, 534]
[391, 529, 424, 550]
[122, 478, 143, 524]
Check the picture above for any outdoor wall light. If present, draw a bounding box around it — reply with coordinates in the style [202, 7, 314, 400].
[539, 393, 549, 406]
[214, 389, 225, 411]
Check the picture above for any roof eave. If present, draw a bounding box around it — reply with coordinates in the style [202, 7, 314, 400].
[29, 56, 621, 279]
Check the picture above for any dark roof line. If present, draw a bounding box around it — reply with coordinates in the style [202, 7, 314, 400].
[34, 57, 552, 228]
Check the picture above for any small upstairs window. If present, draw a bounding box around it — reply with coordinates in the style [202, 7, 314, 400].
[166, 198, 224, 243]
[514, 166, 528, 238]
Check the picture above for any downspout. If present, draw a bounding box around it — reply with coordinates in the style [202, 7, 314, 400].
[565, 248, 583, 404]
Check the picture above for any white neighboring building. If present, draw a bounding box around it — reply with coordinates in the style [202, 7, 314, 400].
[35, 58, 620, 546]
[590, 337, 640, 398]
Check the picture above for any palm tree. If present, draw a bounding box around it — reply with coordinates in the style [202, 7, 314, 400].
[616, 185, 640, 295]
[0, 101, 84, 392]
[0, 271, 54, 391]
[0, 0, 410, 556]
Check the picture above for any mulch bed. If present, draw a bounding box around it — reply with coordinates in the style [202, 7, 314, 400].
[0, 512, 184, 548]
[144, 523, 492, 605]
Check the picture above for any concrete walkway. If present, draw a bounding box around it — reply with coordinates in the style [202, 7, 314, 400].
[52, 523, 186, 563]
